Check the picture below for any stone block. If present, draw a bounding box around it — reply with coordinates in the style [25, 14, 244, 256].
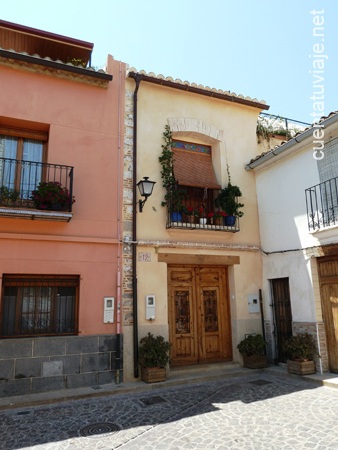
[66, 372, 97, 389]
[0, 378, 31, 397]
[99, 335, 115, 352]
[66, 336, 98, 355]
[81, 353, 110, 373]
[42, 361, 63, 377]
[0, 339, 32, 359]
[33, 337, 66, 357]
[15, 357, 49, 378]
[50, 355, 80, 374]
[97, 370, 115, 385]
[31, 375, 66, 393]
[0, 359, 14, 381]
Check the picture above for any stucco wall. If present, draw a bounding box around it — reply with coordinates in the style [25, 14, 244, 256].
[253, 122, 338, 372]
[123, 75, 266, 379]
[0, 55, 126, 336]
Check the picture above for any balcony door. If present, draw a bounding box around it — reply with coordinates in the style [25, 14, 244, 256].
[0, 127, 46, 198]
[168, 265, 232, 366]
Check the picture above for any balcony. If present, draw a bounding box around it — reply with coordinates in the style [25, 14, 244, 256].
[0, 158, 74, 222]
[305, 177, 338, 231]
[166, 187, 240, 233]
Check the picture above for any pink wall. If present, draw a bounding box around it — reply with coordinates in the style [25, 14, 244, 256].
[0, 55, 126, 334]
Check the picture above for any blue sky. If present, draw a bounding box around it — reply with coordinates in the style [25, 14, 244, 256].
[1, 0, 337, 123]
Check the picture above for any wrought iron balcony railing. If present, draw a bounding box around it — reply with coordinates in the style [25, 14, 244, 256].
[166, 187, 240, 232]
[305, 176, 338, 231]
[0, 157, 74, 220]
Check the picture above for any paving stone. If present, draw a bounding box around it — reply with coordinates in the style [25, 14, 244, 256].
[1, 372, 338, 449]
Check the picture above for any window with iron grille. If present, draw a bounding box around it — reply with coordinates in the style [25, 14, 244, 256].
[1, 275, 79, 337]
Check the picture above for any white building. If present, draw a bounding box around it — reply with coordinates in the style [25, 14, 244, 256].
[247, 111, 338, 373]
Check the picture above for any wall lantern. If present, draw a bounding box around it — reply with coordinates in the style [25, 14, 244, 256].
[137, 177, 156, 212]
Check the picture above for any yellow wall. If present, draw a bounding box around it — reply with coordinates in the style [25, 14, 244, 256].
[124, 76, 266, 380]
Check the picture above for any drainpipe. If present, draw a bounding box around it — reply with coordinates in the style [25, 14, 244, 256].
[132, 74, 142, 378]
[115, 60, 123, 384]
[259, 289, 265, 339]
[259, 289, 266, 354]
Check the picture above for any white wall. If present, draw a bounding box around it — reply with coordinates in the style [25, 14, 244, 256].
[255, 141, 320, 253]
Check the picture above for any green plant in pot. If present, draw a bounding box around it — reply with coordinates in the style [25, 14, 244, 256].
[282, 333, 318, 375]
[31, 181, 75, 211]
[139, 332, 171, 383]
[0, 185, 20, 206]
[215, 165, 244, 226]
[237, 334, 268, 368]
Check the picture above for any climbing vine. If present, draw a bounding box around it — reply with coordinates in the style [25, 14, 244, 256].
[158, 125, 186, 211]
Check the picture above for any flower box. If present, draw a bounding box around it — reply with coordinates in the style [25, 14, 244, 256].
[287, 359, 316, 375]
[243, 355, 268, 369]
[141, 367, 166, 383]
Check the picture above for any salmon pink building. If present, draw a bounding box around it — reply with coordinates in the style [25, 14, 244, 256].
[0, 20, 126, 397]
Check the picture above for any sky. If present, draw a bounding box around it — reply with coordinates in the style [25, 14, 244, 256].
[1, 0, 337, 124]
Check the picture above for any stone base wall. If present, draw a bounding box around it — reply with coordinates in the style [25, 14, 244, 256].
[292, 321, 329, 373]
[0, 334, 123, 398]
[263, 320, 274, 362]
[264, 320, 329, 373]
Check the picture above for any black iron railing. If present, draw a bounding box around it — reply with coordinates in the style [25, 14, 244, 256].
[0, 157, 74, 212]
[305, 177, 338, 231]
[166, 187, 240, 232]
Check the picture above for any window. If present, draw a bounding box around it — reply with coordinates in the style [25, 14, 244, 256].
[172, 140, 220, 216]
[0, 126, 47, 198]
[1, 275, 79, 337]
[316, 138, 338, 226]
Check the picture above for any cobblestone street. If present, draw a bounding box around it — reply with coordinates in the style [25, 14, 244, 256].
[1, 371, 338, 450]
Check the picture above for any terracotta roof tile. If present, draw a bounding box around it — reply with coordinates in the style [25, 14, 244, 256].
[128, 68, 269, 110]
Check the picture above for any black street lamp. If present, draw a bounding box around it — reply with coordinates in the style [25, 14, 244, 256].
[137, 177, 156, 212]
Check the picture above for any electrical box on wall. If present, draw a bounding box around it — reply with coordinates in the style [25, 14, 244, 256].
[146, 295, 156, 320]
[248, 294, 260, 314]
[103, 297, 114, 323]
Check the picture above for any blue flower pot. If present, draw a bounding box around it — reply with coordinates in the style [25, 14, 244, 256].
[224, 215, 236, 226]
[171, 212, 182, 222]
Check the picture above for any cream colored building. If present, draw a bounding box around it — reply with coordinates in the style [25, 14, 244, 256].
[123, 69, 269, 380]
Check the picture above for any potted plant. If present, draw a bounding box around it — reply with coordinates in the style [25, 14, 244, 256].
[0, 185, 20, 206]
[184, 205, 196, 224]
[237, 334, 268, 368]
[195, 205, 207, 225]
[282, 333, 318, 375]
[215, 183, 244, 226]
[31, 181, 75, 211]
[139, 332, 171, 383]
[213, 210, 227, 226]
[215, 165, 244, 226]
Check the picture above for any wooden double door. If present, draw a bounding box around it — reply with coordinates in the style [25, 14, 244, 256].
[318, 257, 338, 372]
[168, 265, 232, 366]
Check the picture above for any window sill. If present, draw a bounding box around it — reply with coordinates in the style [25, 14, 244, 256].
[167, 221, 239, 233]
[0, 207, 72, 222]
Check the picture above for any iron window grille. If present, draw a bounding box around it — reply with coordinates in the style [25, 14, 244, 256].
[1, 275, 79, 338]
